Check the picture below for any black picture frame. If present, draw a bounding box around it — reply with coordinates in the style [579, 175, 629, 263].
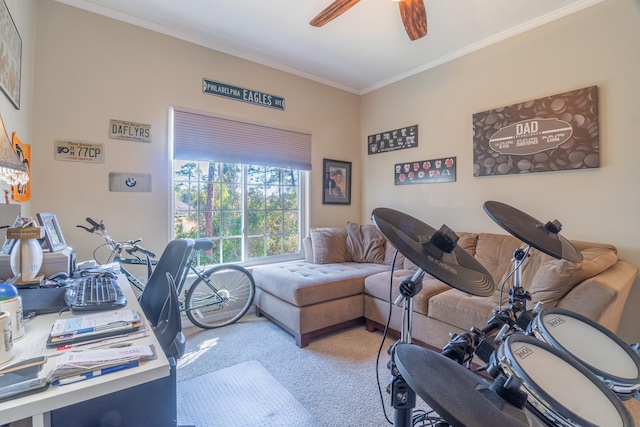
[0, 0, 22, 109]
[36, 212, 66, 252]
[322, 159, 352, 205]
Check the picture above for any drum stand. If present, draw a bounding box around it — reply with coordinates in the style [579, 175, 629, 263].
[388, 269, 425, 427]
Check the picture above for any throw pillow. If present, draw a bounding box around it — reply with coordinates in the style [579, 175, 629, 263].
[302, 236, 314, 263]
[346, 222, 386, 264]
[310, 227, 348, 264]
[527, 247, 618, 306]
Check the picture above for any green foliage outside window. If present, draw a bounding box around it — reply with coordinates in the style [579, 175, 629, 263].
[174, 161, 301, 266]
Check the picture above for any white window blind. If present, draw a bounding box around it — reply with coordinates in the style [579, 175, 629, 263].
[172, 109, 312, 170]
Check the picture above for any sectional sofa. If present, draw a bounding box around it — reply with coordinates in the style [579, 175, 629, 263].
[252, 222, 639, 349]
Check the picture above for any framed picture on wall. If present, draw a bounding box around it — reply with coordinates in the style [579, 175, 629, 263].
[322, 159, 352, 205]
[0, 0, 22, 109]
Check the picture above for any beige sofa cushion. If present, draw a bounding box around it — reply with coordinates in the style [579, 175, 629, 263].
[346, 222, 386, 264]
[311, 227, 349, 264]
[528, 247, 618, 306]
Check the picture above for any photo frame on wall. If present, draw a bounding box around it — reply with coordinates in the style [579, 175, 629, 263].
[0, 0, 22, 109]
[322, 159, 352, 205]
[36, 212, 66, 252]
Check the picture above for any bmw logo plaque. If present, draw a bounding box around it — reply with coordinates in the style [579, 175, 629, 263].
[108, 172, 151, 192]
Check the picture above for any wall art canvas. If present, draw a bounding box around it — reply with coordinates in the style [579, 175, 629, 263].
[473, 86, 598, 176]
[395, 157, 456, 185]
[368, 125, 418, 155]
[0, 0, 22, 109]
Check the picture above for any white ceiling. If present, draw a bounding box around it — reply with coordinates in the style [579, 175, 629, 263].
[54, 0, 603, 94]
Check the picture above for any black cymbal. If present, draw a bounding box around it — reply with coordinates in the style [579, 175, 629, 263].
[483, 201, 583, 262]
[394, 343, 530, 427]
[371, 208, 494, 297]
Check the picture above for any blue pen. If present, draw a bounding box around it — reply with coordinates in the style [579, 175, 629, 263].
[52, 360, 139, 386]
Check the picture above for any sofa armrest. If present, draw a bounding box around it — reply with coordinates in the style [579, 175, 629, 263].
[557, 260, 639, 333]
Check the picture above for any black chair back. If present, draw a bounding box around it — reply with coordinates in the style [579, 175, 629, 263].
[139, 238, 194, 360]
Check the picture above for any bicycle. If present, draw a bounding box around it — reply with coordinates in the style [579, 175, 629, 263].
[76, 217, 256, 329]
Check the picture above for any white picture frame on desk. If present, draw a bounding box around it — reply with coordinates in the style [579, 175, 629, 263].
[36, 212, 66, 252]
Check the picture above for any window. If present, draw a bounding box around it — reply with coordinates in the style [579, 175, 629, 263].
[173, 161, 303, 265]
[171, 108, 311, 267]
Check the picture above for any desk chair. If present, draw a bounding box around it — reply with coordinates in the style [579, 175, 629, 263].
[139, 238, 194, 359]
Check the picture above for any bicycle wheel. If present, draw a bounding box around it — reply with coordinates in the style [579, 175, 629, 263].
[185, 264, 255, 329]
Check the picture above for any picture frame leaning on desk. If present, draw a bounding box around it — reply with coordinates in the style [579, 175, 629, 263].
[36, 212, 66, 253]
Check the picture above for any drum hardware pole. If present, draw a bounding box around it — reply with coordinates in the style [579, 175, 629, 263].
[508, 246, 532, 314]
[389, 269, 424, 427]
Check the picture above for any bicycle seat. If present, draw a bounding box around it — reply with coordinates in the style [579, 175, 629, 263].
[193, 238, 214, 251]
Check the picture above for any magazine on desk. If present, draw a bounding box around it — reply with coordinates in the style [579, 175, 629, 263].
[49, 344, 156, 383]
[46, 309, 142, 348]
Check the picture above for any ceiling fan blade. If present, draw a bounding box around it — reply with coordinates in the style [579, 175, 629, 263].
[398, 0, 427, 41]
[310, 0, 361, 27]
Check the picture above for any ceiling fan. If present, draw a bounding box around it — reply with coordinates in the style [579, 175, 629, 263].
[310, 0, 427, 41]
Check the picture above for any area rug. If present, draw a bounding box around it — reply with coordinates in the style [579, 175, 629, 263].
[177, 359, 322, 427]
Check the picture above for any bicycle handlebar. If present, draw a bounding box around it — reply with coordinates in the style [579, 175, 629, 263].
[76, 217, 156, 259]
[127, 246, 156, 259]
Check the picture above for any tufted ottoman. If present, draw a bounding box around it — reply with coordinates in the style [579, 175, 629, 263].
[253, 260, 391, 347]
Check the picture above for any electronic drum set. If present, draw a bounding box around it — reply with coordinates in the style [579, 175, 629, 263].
[371, 201, 640, 427]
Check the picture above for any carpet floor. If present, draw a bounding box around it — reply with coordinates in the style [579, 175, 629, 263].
[177, 312, 640, 427]
[177, 360, 322, 427]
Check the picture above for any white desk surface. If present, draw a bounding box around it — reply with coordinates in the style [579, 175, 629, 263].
[0, 276, 170, 427]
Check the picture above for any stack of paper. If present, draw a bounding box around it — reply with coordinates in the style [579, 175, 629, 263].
[47, 309, 142, 348]
[50, 344, 156, 384]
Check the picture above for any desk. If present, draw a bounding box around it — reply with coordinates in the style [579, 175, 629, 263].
[0, 276, 170, 427]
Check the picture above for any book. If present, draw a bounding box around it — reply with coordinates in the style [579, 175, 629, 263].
[0, 357, 46, 388]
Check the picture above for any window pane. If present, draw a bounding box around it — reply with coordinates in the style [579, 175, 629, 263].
[284, 210, 298, 233]
[284, 234, 299, 254]
[266, 167, 281, 185]
[247, 165, 265, 184]
[222, 211, 242, 236]
[266, 188, 281, 210]
[282, 169, 297, 186]
[247, 211, 265, 235]
[222, 238, 242, 263]
[221, 163, 241, 183]
[247, 185, 265, 210]
[266, 211, 283, 234]
[221, 184, 242, 210]
[283, 186, 298, 209]
[248, 236, 266, 258]
[266, 235, 283, 256]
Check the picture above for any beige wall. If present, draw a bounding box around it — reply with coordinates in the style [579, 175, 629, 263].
[361, 0, 640, 342]
[31, 0, 361, 264]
